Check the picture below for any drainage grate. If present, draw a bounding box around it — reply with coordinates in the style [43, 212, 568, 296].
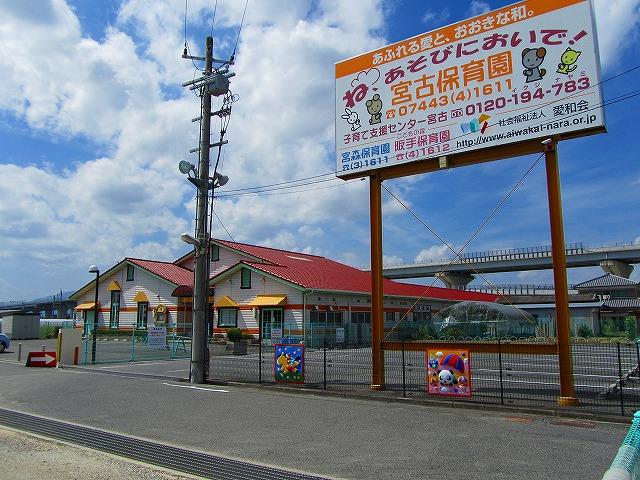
[0, 408, 330, 480]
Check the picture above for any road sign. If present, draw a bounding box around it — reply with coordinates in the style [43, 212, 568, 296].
[26, 351, 57, 368]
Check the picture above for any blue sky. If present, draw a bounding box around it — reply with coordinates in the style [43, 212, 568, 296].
[0, 0, 639, 300]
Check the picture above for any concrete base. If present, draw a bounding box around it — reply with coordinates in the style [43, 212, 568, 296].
[435, 272, 475, 290]
[600, 260, 633, 278]
[557, 396, 580, 407]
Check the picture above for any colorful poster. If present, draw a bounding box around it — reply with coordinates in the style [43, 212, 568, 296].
[427, 349, 472, 397]
[274, 344, 304, 383]
[335, 0, 604, 178]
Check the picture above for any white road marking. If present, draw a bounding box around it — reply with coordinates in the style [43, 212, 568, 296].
[162, 382, 228, 393]
[98, 362, 169, 369]
[0, 359, 25, 365]
[164, 369, 189, 373]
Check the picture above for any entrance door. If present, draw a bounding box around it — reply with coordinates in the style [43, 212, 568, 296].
[261, 308, 283, 342]
[84, 310, 95, 336]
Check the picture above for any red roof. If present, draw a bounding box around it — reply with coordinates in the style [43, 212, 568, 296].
[214, 239, 498, 302]
[126, 258, 193, 287]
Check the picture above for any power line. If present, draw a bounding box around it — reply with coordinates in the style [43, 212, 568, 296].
[380, 153, 549, 339]
[209, 63, 640, 198]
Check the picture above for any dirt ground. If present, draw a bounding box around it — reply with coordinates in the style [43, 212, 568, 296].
[0, 427, 197, 480]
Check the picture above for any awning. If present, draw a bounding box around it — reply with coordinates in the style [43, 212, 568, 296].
[248, 295, 287, 307]
[214, 296, 238, 308]
[107, 280, 121, 291]
[133, 291, 149, 303]
[75, 302, 100, 311]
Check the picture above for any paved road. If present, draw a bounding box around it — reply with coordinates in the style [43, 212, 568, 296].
[0, 357, 629, 480]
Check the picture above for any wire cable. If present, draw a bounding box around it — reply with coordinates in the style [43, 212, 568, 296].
[380, 155, 550, 340]
[209, 0, 218, 38]
[233, 0, 249, 57]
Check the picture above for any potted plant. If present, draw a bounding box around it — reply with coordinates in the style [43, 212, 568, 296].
[227, 327, 247, 355]
[210, 333, 227, 356]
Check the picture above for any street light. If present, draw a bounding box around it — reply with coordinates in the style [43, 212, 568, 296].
[88, 265, 99, 364]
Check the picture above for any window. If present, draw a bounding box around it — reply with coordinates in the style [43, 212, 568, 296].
[384, 311, 396, 324]
[137, 302, 148, 328]
[126, 265, 135, 281]
[110, 291, 121, 329]
[217, 308, 237, 327]
[240, 267, 251, 289]
[351, 312, 371, 324]
[310, 311, 343, 326]
[210, 244, 220, 261]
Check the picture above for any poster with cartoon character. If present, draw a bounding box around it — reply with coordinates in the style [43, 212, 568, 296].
[336, 0, 605, 179]
[274, 344, 304, 383]
[427, 349, 471, 397]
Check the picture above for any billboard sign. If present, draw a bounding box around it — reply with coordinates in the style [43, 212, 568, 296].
[335, 0, 604, 178]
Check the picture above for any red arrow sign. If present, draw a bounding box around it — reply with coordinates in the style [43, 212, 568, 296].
[26, 351, 57, 367]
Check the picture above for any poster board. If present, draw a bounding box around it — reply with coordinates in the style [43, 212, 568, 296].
[274, 344, 305, 383]
[427, 349, 472, 397]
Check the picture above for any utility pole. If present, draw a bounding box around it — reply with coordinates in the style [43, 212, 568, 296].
[191, 36, 214, 384]
[180, 37, 233, 384]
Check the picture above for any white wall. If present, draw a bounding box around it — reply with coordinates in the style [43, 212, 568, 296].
[74, 263, 179, 329]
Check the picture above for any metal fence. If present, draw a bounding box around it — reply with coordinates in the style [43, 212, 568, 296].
[79, 324, 192, 364]
[205, 337, 640, 416]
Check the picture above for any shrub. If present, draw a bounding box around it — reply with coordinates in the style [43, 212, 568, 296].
[625, 316, 638, 341]
[226, 327, 244, 342]
[576, 325, 593, 338]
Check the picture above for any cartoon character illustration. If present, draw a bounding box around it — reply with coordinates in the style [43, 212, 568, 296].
[557, 47, 581, 75]
[366, 94, 383, 125]
[276, 352, 299, 375]
[522, 47, 547, 83]
[439, 369, 457, 388]
[341, 108, 361, 131]
[428, 358, 439, 369]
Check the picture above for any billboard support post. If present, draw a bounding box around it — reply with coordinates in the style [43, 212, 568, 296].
[544, 140, 578, 406]
[370, 174, 385, 389]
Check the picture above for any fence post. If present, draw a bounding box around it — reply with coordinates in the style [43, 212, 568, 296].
[259, 337, 262, 384]
[131, 324, 136, 362]
[617, 341, 625, 416]
[635, 339, 640, 374]
[498, 338, 505, 405]
[83, 335, 88, 365]
[323, 337, 327, 391]
[402, 340, 406, 398]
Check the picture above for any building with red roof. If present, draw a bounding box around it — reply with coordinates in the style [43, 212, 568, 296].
[70, 239, 497, 343]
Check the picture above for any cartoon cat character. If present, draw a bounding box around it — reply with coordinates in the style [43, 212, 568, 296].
[522, 47, 547, 83]
[557, 47, 581, 75]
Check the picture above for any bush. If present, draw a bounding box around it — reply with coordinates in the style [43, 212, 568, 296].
[440, 326, 463, 339]
[625, 316, 638, 341]
[576, 325, 593, 338]
[226, 327, 244, 342]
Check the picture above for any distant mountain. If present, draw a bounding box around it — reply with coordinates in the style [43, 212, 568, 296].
[0, 290, 76, 308]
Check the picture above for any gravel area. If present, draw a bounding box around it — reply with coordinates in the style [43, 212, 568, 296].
[0, 426, 197, 480]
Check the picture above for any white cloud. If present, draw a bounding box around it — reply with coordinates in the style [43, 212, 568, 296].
[0, 0, 388, 298]
[593, 0, 640, 69]
[414, 245, 451, 263]
[383, 254, 404, 266]
[468, 1, 491, 16]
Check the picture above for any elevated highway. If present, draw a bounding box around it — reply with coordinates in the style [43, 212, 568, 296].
[381, 242, 640, 288]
